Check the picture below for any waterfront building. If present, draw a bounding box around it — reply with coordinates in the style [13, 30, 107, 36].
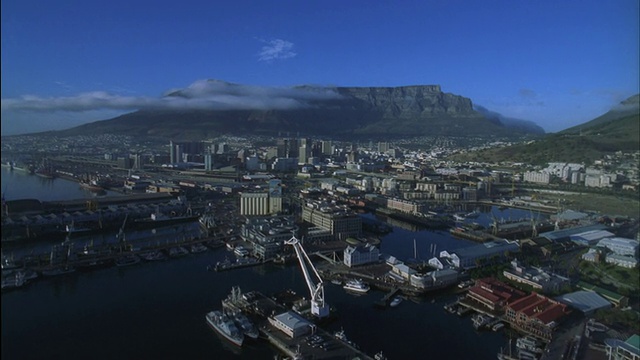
[504, 292, 571, 342]
[390, 262, 416, 280]
[386, 197, 425, 214]
[439, 240, 519, 270]
[241, 216, 297, 259]
[502, 259, 570, 294]
[269, 311, 312, 339]
[343, 243, 380, 267]
[410, 269, 458, 289]
[465, 278, 526, 312]
[301, 201, 361, 241]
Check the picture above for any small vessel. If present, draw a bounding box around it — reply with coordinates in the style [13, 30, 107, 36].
[115, 254, 141, 267]
[453, 213, 466, 222]
[492, 322, 504, 331]
[389, 296, 403, 307]
[41, 266, 76, 277]
[169, 246, 189, 258]
[231, 312, 259, 340]
[331, 278, 342, 285]
[516, 336, 543, 354]
[1, 271, 26, 290]
[205, 310, 244, 347]
[343, 279, 370, 293]
[139, 250, 166, 261]
[190, 243, 208, 253]
[472, 313, 492, 330]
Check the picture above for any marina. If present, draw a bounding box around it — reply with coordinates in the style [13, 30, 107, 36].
[1, 167, 514, 359]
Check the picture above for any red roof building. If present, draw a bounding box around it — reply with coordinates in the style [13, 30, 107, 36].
[466, 277, 526, 311]
[505, 292, 571, 342]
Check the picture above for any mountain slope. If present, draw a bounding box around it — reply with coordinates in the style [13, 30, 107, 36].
[451, 94, 640, 165]
[51, 81, 544, 140]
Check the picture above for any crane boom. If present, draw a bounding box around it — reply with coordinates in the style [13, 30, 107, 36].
[285, 236, 329, 318]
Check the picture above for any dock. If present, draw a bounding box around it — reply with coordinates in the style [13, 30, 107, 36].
[218, 287, 376, 359]
[374, 287, 401, 308]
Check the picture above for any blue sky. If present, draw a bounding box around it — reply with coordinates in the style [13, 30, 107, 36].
[1, 0, 638, 135]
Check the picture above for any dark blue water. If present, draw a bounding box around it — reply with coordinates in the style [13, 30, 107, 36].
[1, 166, 122, 201]
[1, 167, 525, 359]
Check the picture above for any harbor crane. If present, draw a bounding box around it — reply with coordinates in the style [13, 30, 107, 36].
[285, 236, 329, 318]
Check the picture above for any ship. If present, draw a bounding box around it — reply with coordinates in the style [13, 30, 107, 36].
[79, 179, 105, 193]
[205, 310, 244, 346]
[230, 311, 259, 340]
[343, 278, 370, 293]
[516, 336, 543, 354]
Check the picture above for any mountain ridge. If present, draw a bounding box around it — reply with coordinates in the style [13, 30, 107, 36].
[34, 81, 546, 140]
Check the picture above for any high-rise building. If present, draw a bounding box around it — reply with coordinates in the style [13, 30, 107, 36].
[321, 141, 333, 156]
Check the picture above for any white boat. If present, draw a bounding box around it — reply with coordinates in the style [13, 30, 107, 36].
[516, 336, 543, 354]
[231, 312, 259, 340]
[343, 279, 370, 293]
[492, 322, 505, 331]
[205, 310, 244, 347]
[389, 296, 403, 307]
[453, 213, 466, 222]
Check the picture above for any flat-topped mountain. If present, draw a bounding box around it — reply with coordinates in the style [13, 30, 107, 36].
[49, 80, 545, 140]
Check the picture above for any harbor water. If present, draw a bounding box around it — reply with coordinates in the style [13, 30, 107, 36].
[1, 167, 519, 359]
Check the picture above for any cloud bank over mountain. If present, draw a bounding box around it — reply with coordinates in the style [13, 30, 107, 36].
[1, 79, 342, 113]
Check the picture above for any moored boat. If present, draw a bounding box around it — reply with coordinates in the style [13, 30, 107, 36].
[189, 243, 208, 253]
[389, 296, 403, 307]
[343, 278, 370, 293]
[231, 311, 259, 340]
[115, 254, 141, 267]
[205, 310, 244, 347]
[139, 250, 166, 261]
[41, 265, 76, 277]
[168, 246, 189, 258]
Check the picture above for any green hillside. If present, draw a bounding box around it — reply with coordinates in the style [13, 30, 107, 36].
[450, 96, 639, 165]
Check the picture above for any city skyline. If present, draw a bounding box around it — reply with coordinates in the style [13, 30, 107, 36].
[1, 0, 638, 135]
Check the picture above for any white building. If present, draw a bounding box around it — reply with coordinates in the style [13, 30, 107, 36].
[343, 243, 380, 267]
[605, 254, 638, 268]
[597, 237, 639, 257]
[268, 311, 312, 339]
[523, 171, 551, 184]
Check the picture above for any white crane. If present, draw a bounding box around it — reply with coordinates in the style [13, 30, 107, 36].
[285, 236, 329, 318]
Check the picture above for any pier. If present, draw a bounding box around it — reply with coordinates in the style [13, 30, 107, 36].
[219, 287, 376, 359]
[374, 287, 401, 308]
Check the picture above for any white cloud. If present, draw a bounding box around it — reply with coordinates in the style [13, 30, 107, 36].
[0, 79, 341, 113]
[257, 38, 297, 62]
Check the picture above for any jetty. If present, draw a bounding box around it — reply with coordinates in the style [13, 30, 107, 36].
[374, 287, 401, 308]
